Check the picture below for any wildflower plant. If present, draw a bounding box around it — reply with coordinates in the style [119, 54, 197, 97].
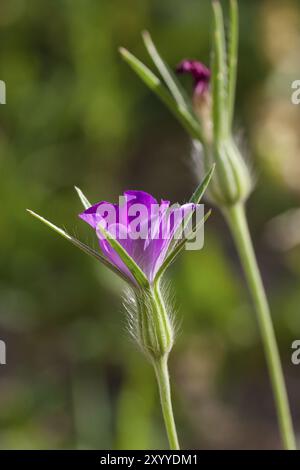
[119, 0, 296, 450]
[27, 170, 213, 450]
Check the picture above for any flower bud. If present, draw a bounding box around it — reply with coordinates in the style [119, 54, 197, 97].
[176, 60, 252, 208]
[176, 60, 212, 135]
[205, 137, 252, 207]
[125, 284, 174, 362]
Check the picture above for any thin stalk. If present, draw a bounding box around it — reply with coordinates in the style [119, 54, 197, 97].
[153, 356, 180, 450]
[227, 0, 238, 132]
[224, 202, 296, 450]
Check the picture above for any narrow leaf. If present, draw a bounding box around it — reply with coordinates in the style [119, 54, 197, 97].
[27, 209, 131, 285]
[119, 47, 203, 142]
[75, 186, 92, 210]
[142, 30, 189, 112]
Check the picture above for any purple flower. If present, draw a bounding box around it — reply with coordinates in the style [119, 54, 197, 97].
[176, 60, 210, 98]
[79, 190, 195, 285]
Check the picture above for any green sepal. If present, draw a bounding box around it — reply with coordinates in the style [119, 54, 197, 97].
[96, 223, 149, 289]
[167, 165, 214, 254]
[75, 186, 92, 210]
[27, 209, 133, 286]
[189, 165, 215, 204]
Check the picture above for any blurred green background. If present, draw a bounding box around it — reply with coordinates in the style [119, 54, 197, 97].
[0, 0, 300, 449]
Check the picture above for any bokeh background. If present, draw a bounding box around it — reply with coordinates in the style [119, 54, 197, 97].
[0, 0, 300, 449]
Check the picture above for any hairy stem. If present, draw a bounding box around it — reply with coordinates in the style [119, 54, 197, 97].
[153, 356, 180, 450]
[224, 202, 296, 450]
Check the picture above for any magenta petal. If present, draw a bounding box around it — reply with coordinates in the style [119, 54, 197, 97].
[124, 190, 157, 207]
[98, 224, 135, 283]
[79, 201, 118, 230]
[150, 203, 196, 280]
[176, 59, 210, 97]
[79, 190, 197, 285]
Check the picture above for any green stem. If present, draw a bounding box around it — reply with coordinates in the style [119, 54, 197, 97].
[224, 202, 296, 450]
[153, 356, 180, 450]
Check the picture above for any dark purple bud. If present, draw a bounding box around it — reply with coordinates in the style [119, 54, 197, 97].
[176, 60, 211, 97]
